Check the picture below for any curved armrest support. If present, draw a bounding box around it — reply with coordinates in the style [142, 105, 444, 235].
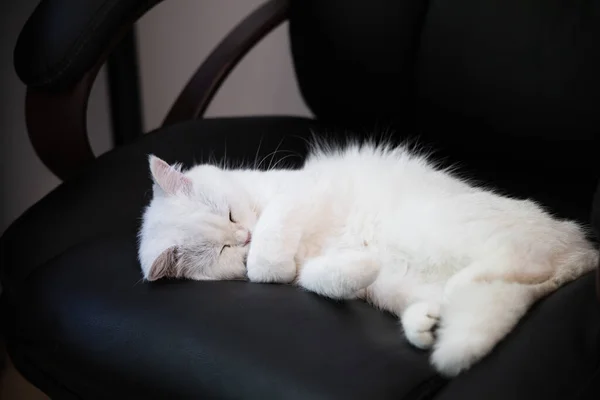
[162, 0, 290, 126]
[14, 0, 290, 181]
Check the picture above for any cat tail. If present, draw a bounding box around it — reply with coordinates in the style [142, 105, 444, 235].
[430, 247, 598, 377]
[537, 246, 599, 294]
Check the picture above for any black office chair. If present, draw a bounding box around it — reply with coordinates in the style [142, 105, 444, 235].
[2, 0, 599, 398]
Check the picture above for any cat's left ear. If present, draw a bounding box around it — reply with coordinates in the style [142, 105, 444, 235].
[149, 155, 193, 195]
[147, 246, 179, 281]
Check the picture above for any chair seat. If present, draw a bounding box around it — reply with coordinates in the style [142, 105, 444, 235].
[7, 234, 442, 399]
[1, 117, 317, 289]
[0, 116, 442, 399]
[1, 117, 598, 399]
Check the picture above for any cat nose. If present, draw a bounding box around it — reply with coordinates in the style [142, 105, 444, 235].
[234, 229, 251, 245]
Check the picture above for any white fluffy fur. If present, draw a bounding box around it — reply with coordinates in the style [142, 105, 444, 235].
[138, 141, 598, 377]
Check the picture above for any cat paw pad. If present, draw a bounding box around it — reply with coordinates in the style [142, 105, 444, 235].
[401, 302, 441, 350]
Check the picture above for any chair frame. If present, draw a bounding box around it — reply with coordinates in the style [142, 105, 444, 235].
[25, 0, 290, 182]
[20, 0, 600, 301]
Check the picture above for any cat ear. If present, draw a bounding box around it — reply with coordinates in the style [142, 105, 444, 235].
[149, 155, 193, 195]
[147, 246, 179, 281]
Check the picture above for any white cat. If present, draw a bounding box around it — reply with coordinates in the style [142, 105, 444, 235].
[138, 141, 598, 377]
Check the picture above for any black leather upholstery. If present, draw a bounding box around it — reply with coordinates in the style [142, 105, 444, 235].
[5, 0, 600, 398]
[14, 0, 164, 89]
[290, 0, 600, 138]
[2, 118, 599, 399]
[0, 117, 315, 289]
[6, 231, 596, 400]
[288, 0, 600, 225]
[6, 236, 439, 400]
[413, 0, 600, 193]
[289, 0, 428, 128]
[1, 117, 444, 399]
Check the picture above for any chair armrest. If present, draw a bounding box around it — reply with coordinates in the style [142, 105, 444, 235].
[14, 0, 290, 181]
[14, 0, 162, 90]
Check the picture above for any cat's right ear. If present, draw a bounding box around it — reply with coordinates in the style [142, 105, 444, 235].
[147, 246, 179, 281]
[149, 155, 193, 195]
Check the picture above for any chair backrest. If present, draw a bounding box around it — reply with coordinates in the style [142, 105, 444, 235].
[288, 0, 600, 223]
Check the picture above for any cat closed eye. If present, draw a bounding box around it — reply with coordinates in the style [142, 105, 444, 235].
[229, 210, 236, 223]
[220, 244, 230, 255]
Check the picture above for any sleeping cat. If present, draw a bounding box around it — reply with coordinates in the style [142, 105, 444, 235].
[138, 141, 598, 377]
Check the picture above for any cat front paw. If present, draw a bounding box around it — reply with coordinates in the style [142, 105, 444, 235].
[401, 301, 441, 350]
[246, 252, 297, 284]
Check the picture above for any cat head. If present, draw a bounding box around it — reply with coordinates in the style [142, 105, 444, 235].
[138, 155, 258, 282]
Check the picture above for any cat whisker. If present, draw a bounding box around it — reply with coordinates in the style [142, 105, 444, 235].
[222, 141, 228, 169]
[266, 138, 286, 170]
[132, 277, 145, 287]
[253, 137, 264, 169]
[257, 147, 294, 170]
[269, 153, 299, 171]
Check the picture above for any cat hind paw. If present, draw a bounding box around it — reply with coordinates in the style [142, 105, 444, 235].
[401, 301, 441, 350]
[430, 333, 489, 377]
